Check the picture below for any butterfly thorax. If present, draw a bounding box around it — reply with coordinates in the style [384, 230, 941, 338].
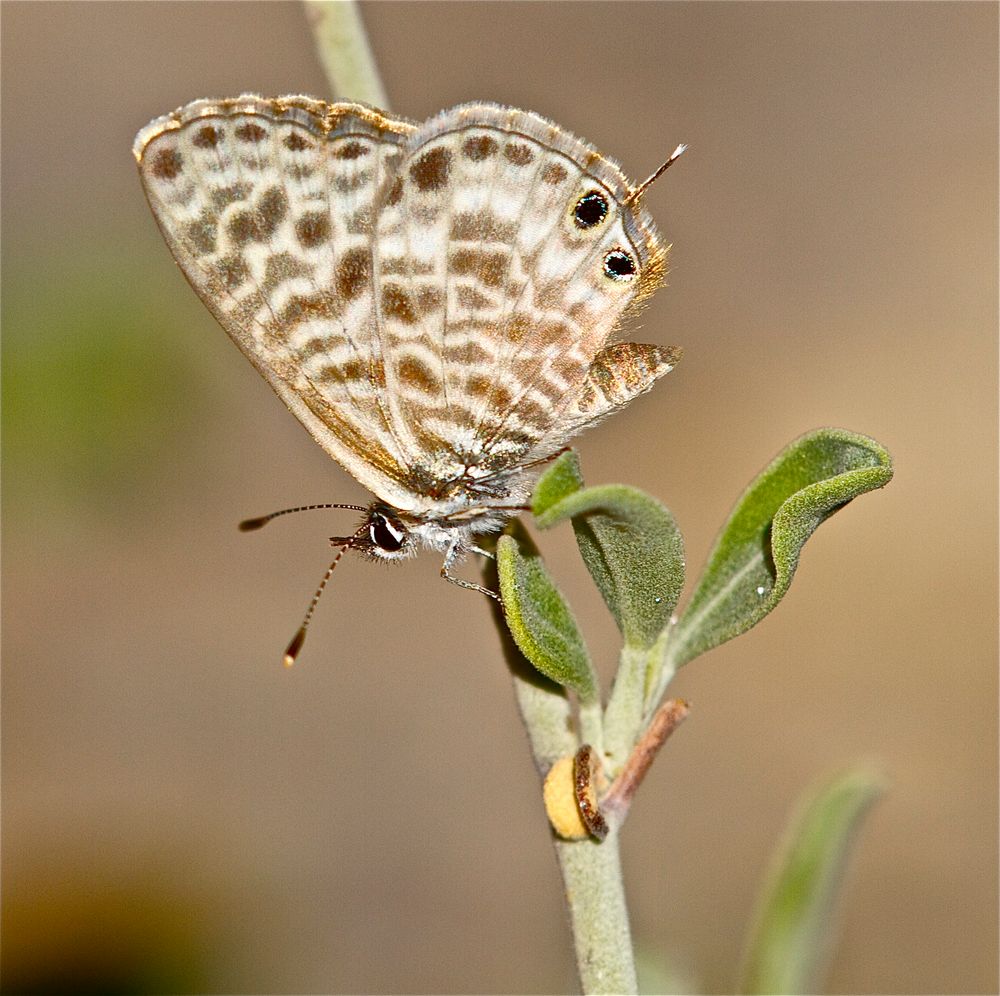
[358, 496, 519, 562]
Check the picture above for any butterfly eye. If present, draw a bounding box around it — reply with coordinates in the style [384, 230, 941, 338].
[573, 191, 609, 229]
[370, 512, 406, 552]
[603, 249, 637, 282]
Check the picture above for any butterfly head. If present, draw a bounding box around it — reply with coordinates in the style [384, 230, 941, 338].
[351, 506, 416, 561]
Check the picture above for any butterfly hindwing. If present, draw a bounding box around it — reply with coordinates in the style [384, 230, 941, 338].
[370, 103, 668, 482]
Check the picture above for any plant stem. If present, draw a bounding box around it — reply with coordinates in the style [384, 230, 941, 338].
[504, 624, 637, 993]
[603, 632, 667, 777]
[578, 697, 605, 756]
[511, 663, 576, 772]
[500, 609, 636, 993]
[603, 698, 689, 824]
[303, 0, 388, 107]
[302, 7, 638, 990]
[556, 831, 638, 995]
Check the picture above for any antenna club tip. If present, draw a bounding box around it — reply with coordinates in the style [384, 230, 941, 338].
[283, 627, 307, 668]
[239, 516, 269, 532]
[672, 143, 689, 160]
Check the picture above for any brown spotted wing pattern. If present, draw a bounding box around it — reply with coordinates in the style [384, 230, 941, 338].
[135, 95, 681, 534]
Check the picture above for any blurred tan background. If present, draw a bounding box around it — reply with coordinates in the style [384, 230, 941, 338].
[2, 2, 996, 993]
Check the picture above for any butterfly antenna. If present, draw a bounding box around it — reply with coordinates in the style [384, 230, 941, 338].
[624, 143, 688, 207]
[239, 503, 367, 532]
[283, 526, 365, 668]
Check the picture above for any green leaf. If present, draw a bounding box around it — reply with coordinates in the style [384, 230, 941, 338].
[667, 428, 893, 670]
[531, 449, 585, 518]
[497, 521, 597, 702]
[536, 485, 685, 651]
[740, 767, 885, 995]
[481, 556, 576, 771]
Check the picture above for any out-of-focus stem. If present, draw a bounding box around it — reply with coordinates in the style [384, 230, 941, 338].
[303, 0, 388, 108]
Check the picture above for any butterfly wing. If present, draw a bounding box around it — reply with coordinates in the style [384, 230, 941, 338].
[134, 95, 425, 511]
[560, 342, 683, 437]
[369, 102, 672, 487]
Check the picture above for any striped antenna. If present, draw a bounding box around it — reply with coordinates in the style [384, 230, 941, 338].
[282, 523, 368, 668]
[239, 502, 367, 532]
[624, 143, 688, 207]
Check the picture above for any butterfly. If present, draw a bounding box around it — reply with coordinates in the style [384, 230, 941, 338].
[134, 95, 684, 661]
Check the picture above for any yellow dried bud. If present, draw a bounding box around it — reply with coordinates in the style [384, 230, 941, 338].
[543, 755, 589, 840]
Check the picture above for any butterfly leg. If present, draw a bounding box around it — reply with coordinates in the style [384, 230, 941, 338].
[441, 541, 500, 601]
[518, 446, 572, 472]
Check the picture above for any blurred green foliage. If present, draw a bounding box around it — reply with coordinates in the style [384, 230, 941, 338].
[740, 767, 886, 995]
[2, 251, 212, 518]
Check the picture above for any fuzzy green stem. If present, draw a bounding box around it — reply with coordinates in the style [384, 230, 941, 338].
[503, 625, 636, 993]
[303, 0, 388, 107]
[511, 665, 576, 773]
[556, 831, 638, 995]
[310, 6, 638, 988]
[499, 608, 636, 993]
[603, 632, 667, 777]
[578, 697, 605, 757]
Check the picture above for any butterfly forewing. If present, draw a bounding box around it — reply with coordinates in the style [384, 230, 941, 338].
[134, 95, 423, 511]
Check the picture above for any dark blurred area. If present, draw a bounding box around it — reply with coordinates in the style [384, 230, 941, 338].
[2, 2, 996, 993]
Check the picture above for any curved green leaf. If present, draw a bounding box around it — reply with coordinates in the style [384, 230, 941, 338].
[481, 558, 576, 771]
[536, 485, 685, 651]
[667, 428, 893, 670]
[531, 449, 585, 518]
[740, 767, 886, 995]
[497, 521, 597, 702]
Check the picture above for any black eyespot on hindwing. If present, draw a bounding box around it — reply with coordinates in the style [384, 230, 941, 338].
[603, 248, 637, 281]
[573, 191, 609, 229]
